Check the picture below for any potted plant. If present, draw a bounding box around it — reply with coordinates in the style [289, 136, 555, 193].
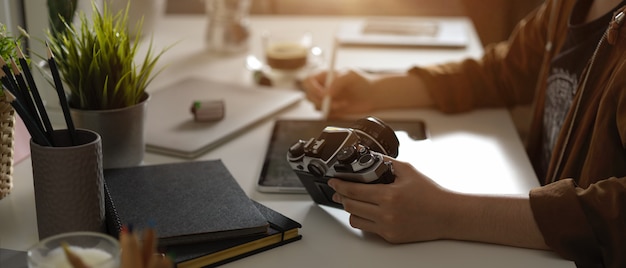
[47, 1, 166, 168]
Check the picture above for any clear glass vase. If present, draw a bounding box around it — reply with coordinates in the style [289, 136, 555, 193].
[205, 0, 251, 54]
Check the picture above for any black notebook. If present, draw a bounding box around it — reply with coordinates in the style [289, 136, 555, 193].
[167, 200, 302, 268]
[104, 160, 269, 247]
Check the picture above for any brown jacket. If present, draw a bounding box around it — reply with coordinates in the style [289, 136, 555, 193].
[409, 0, 626, 266]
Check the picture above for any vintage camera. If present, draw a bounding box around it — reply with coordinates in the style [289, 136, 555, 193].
[287, 117, 399, 209]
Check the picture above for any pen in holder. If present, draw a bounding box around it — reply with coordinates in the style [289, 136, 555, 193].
[30, 129, 105, 240]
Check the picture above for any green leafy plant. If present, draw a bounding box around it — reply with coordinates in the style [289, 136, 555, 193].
[47, 2, 166, 110]
[47, 0, 78, 37]
[0, 24, 14, 61]
[1, 24, 29, 100]
[0, 24, 12, 99]
[0, 24, 25, 66]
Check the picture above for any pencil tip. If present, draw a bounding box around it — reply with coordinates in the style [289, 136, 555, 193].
[9, 58, 20, 73]
[15, 43, 24, 59]
[46, 44, 53, 59]
[4, 90, 16, 102]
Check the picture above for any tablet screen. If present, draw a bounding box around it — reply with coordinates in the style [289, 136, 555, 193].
[257, 119, 428, 193]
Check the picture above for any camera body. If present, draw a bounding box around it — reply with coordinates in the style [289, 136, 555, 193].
[287, 117, 399, 208]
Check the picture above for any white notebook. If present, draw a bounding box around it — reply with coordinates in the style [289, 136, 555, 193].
[336, 19, 468, 48]
[145, 78, 303, 158]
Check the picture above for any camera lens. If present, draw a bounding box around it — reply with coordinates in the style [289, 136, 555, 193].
[350, 117, 399, 157]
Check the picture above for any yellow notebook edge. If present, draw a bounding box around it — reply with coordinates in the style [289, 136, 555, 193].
[178, 228, 301, 268]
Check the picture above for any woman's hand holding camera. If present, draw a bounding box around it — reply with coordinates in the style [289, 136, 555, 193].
[327, 158, 454, 244]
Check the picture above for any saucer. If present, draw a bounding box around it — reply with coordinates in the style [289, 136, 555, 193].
[246, 46, 324, 88]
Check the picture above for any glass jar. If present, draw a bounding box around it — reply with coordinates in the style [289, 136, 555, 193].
[205, 0, 251, 54]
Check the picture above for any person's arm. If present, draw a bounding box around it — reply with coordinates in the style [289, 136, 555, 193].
[303, 69, 434, 116]
[328, 158, 548, 249]
[444, 191, 548, 249]
[304, 0, 549, 117]
[530, 177, 626, 266]
[408, 2, 552, 114]
[360, 72, 435, 110]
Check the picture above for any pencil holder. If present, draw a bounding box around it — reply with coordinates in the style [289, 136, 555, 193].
[30, 129, 105, 240]
[0, 100, 15, 201]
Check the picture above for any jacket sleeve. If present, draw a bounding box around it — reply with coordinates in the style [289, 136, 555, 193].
[529, 61, 626, 267]
[530, 178, 626, 267]
[408, 2, 550, 113]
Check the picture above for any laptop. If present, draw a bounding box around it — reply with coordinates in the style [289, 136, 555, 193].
[145, 78, 303, 158]
[336, 18, 468, 48]
[257, 118, 429, 193]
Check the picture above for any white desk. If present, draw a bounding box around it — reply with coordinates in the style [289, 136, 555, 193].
[0, 15, 574, 267]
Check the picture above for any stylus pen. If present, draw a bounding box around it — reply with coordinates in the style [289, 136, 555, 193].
[322, 37, 338, 119]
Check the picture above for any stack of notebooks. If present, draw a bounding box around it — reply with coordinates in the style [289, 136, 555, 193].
[104, 160, 302, 267]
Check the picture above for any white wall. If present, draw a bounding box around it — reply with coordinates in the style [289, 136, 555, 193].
[1, 0, 23, 36]
[21, 0, 63, 122]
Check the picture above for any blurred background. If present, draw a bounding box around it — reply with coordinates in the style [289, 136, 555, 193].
[167, 0, 544, 46]
[167, 0, 544, 139]
[0, 0, 544, 140]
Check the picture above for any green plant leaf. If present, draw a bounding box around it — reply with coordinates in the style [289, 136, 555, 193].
[46, 1, 168, 110]
[47, 0, 78, 36]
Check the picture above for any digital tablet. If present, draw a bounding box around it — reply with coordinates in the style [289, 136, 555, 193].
[257, 119, 428, 193]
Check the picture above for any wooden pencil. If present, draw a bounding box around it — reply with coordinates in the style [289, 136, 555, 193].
[61, 242, 88, 268]
[0, 55, 19, 96]
[16, 44, 54, 138]
[46, 42, 77, 145]
[1, 84, 51, 146]
[0, 72, 15, 94]
[9, 58, 42, 131]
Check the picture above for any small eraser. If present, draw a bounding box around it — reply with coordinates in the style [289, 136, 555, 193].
[191, 100, 225, 122]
